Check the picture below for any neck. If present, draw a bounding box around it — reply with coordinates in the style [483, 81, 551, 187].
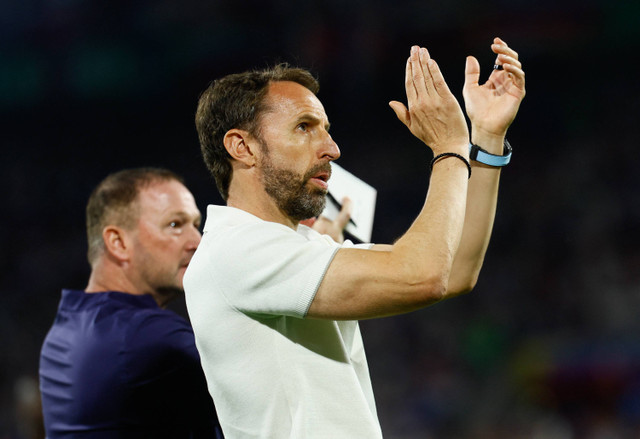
[85, 257, 163, 306]
[226, 178, 298, 230]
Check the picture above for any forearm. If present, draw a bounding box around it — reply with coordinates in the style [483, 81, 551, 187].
[447, 132, 503, 294]
[392, 150, 470, 295]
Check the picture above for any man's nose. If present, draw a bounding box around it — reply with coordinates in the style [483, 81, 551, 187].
[319, 132, 341, 161]
[185, 225, 202, 251]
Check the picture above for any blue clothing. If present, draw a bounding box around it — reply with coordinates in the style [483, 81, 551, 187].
[39, 289, 222, 438]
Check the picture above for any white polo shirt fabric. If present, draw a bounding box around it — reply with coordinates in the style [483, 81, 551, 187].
[184, 205, 383, 439]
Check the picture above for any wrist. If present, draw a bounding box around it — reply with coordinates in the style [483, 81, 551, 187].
[469, 139, 512, 167]
[430, 152, 472, 179]
[470, 129, 505, 154]
[433, 141, 470, 159]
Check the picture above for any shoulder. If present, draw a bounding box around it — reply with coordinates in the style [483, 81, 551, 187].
[186, 207, 342, 318]
[192, 206, 340, 280]
[126, 308, 198, 360]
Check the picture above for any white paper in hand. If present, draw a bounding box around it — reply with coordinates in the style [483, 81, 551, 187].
[321, 162, 377, 243]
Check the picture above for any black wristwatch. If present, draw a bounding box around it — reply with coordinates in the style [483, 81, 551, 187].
[469, 139, 512, 167]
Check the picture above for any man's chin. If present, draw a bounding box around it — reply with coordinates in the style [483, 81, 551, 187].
[306, 181, 328, 195]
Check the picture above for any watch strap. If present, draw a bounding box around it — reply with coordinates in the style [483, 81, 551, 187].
[469, 139, 512, 167]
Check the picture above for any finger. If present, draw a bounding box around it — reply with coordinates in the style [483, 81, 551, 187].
[389, 101, 410, 127]
[418, 47, 434, 96]
[404, 55, 418, 105]
[426, 58, 453, 97]
[502, 64, 526, 91]
[410, 46, 429, 97]
[492, 39, 519, 62]
[496, 54, 522, 70]
[335, 197, 353, 230]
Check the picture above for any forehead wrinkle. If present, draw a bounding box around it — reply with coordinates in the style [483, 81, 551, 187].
[263, 81, 328, 121]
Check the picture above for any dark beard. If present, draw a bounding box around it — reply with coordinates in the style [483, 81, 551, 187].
[260, 159, 329, 222]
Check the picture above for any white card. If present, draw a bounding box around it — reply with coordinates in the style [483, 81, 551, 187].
[321, 162, 377, 243]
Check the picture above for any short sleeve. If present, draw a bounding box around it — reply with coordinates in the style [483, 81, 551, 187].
[193, 218, 340, 318]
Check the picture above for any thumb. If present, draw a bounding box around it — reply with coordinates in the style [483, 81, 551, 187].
[388, 101, 410, 127]
[335, 197, 353, 230]
[463, 56, 480, 90]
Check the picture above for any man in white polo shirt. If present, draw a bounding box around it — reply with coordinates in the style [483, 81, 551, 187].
[186, 38, 525, 438]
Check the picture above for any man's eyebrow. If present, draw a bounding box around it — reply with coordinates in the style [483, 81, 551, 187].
[167, 210, 201, 221]
[296, 113, 331, 131]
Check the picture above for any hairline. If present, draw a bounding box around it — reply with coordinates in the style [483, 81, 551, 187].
[251, 79, 325, 143]
[86, 169, 185, 265]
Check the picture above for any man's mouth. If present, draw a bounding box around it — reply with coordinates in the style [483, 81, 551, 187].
[310, 172, 329, 190]
[308, 165, 331, 190]
[179, 257, 192, 269]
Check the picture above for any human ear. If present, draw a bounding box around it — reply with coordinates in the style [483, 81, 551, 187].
[102, 226, 131, 262]
[223, 129, 256, 167]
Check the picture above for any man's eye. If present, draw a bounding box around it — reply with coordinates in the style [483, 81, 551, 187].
[169, 221, 180, 228]
[297, 123, 308, 132]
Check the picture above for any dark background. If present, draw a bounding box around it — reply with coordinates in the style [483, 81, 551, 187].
[2, 0, 640, 437]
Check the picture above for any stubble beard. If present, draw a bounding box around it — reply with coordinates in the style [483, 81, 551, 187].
[145, 268, 185, 307]
[136, 248, 186, 308]
[259, 151, 329, 222]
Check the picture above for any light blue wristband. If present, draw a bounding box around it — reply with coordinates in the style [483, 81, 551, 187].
[469, 139, 512, 167]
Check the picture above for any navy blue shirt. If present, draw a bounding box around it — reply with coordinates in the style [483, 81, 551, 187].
[39, 289, 222, 438]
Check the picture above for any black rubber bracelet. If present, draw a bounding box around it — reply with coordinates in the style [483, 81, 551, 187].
[430, 153, 472, 179]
